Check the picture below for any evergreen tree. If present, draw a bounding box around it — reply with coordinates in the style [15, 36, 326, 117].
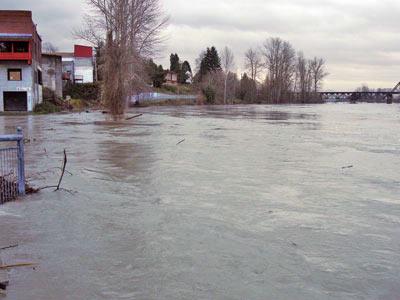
[199, 50, 209, 78]
[170, 53, 180, 73]
[146, 59, 165, 88]
[153, 65, 166, 88]
[182, 61, 192, 74]
[209, 46, 221, 71]
[178, 60, 192, 84]
[198, 46, 222, 80]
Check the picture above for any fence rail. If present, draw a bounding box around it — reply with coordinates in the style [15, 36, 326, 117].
[0, 128, 25, 204]
[130, 92, 197, 105]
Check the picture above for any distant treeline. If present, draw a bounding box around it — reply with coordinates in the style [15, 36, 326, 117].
[145, 37, 329, 104]
[194, 37, 328, 104]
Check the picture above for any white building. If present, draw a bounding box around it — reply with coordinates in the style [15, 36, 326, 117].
[0, 11, 43, 112]
[58, 45, 94, 84]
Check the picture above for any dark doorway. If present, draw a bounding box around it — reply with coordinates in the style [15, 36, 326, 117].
[3, 92, 28, 111]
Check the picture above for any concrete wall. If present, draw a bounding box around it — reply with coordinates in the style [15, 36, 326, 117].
[0, 61, 34, 111]
[33, 61, 43, 109]
[74, 57, 93, 83]
[61, 57, 74, 82]
[42, 55, 63, 97]
[0, 60, 43, 112]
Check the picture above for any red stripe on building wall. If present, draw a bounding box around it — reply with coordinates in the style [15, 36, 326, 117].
[74, 45, 93, 58]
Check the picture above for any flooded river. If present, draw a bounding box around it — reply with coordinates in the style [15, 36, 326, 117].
[0, 104, 399, 299]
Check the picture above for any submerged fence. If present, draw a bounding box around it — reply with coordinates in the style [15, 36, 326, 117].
[0, 128, 25, 204]
[129, 92, 197, 105]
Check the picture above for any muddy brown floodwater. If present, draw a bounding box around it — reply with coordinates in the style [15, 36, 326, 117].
[0, 104, 399, 300]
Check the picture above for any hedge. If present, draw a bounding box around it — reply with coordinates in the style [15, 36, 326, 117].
[63, 82, 100, 101]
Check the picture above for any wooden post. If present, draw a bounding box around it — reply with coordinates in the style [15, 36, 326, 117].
[16, 127, 25, 195]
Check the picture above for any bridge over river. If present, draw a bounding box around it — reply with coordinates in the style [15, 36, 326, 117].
[321, 82, 400, 103]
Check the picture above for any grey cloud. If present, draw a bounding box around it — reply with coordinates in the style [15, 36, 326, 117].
[1, 0, 86, 50]
[1, 0, 399, 90]
[162, 0, 400, 90]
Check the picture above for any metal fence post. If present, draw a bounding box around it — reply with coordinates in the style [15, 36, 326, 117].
[16, 127, 25, 195]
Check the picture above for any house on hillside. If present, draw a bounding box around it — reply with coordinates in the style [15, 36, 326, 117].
[57, 45, 94, 84]
[165, 71, 178, 85]
[41, 53, 62, 97]
[0, 10, 43, 112]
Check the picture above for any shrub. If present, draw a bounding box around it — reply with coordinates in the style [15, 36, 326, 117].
[63, 82, 100, 101]
[69, 99, 87, 110]
[34, 101, 61, 114]
[162, 84, 178, 94]
[43, 87, 60, 103]
[202, 85, 216, 104]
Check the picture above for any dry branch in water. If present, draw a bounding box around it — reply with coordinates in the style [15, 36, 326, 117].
[56, 150, 67, 191]
[0, 244, 18, 251]
[37, 149, 68, 192]
[0, 263, 37, 270]
[341, 165, 354, 169]
[125, 114, 143, 120]
[176, 139, 186, 145]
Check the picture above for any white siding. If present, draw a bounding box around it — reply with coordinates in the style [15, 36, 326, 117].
[0, 62, 35, 112]
[75, 66, 94, 83]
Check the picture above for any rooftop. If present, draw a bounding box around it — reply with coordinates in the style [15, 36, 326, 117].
[0, 10, 36, 35]
[42, 52, 62, 58]
[54, 52, 74, 58]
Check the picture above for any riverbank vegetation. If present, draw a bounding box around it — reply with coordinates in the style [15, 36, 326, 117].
[75, 0, 168, 116]
[140, 38, 328, 105]
[33, 87, 102, 114]
[73, 2, 328, 113]
[63, 82, 100, 101]
[193, 38, 328, 104]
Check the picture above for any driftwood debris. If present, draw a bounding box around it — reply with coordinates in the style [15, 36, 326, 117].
[125, 114, 143, 120]
[341, 165, 354, 169]
[38, 149, 68, 192]
[0, 245, 18, 251]
[56, 149, 67, 191]
[0, 263, 37, 270]
[26, 184, 39, 194]
[176, 139, 186, 145]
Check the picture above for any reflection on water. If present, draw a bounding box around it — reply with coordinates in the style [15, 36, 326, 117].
[0, 104, 399, 300]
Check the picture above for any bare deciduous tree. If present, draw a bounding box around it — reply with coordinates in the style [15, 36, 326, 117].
[42, 42, 58, 53]
[295, 52, 312, 102]
[74, 15, 105, 47]
[261, 37, 296, 103]
[221, 46, 235, 104]
[75, 0, 168, 116]
[309, 57, 328, 93]
[244, 48, 262, 82]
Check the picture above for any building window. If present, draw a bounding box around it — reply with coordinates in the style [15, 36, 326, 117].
[0, 42, 12, 53]
[38, 70, 42, 85]
[8, 69, 22, 81]
[14, 42, 29, 53]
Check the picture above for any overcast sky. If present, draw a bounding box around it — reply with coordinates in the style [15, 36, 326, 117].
[3, 0, 400, 90]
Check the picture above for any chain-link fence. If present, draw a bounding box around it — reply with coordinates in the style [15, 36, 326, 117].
[0, 147, 18, 204]
[0, 128, 25, 204]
